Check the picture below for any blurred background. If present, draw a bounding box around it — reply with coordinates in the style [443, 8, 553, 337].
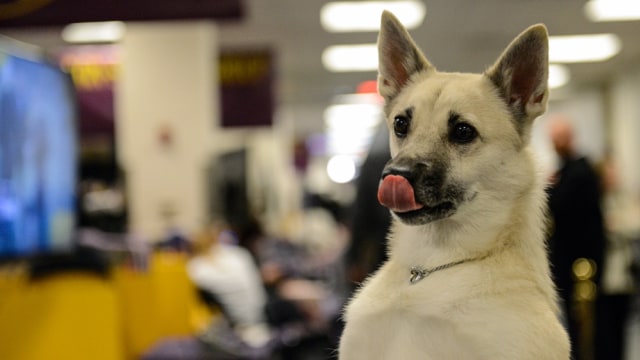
[0, 0, 639, 359]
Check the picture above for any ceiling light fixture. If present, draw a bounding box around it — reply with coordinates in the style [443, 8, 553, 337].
[549, 64, 570, 89]
[549, 34, 621, 63]
[324, 102, 382, 131]
[322, 44, 378, 72]
[584, 0, 640, 22]
[61, 21, 126, 44]
[321, 1, 426, 32]
[324, 94, 382, 161]
[326, 155, 358, 183]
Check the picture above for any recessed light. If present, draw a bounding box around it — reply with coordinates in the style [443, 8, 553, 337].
[549, 64, 570, 89]
[321, 1, 426, 32]
[549, 34, 621, 63]
[326, 155, 357, 183]
[322, 44, 378, 72]
[61, 21, 126, 44]
[584, 0, 640, 22]
[324, 95, 382, 159]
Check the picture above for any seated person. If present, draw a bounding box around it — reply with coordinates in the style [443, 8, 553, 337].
[187, 223, 272, 348]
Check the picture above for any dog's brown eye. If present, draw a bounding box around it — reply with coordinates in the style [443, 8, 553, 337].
[394, 116, 410, 138]
[450, 123, 477, 144]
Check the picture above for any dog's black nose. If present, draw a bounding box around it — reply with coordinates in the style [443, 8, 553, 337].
[382, 159, 445, 188]
[381, 164, 414, 181]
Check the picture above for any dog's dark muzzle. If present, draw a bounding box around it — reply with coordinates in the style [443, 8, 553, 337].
[381, 158, 448, 196]
[378, 158, 459, 224]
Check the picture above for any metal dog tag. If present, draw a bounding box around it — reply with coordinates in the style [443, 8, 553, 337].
[409, 267, 430, 284]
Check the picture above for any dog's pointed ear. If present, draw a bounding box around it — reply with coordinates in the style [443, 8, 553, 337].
[378, 11, 433, 101]
[486, 24, 549, 125]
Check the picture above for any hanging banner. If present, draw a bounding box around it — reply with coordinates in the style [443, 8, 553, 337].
[0, 0, 243, 27]
[219, 49, 274, 128]
[57, 46, 117, 137]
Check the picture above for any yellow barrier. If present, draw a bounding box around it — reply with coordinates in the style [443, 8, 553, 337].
[115, 251, 216, 359]
[0, 252, 216, 360]
[0, 271, 123, 360]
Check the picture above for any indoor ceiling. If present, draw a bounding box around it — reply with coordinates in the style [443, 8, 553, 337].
[2, 0, 640, 135]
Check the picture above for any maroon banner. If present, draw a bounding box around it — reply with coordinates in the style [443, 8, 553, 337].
[57, 46, 117, 137]
[220, 49, 274, 128]
[0, 0, 243, 27]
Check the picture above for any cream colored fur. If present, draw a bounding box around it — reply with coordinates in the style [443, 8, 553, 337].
[339, 12, 570, 360]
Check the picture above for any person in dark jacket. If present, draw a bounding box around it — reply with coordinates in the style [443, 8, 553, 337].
[345, 123, 392, 288]
[547, 115, 606, 360]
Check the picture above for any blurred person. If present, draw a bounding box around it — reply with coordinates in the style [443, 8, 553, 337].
[546, 115, 606, 360]
[187, 223, 272, 349]
[146, 218, 345, 360]
[345, 122, 391, 287]
[596, 156, 640, 360]
[143, 223, 275, 360]
[256, 204, 349, 360]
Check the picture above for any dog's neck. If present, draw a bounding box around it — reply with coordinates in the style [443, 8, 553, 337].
[387, 175, 546, 272]
[388, 217, 506, 270]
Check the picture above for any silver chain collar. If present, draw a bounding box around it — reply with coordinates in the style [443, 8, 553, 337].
[409, 254, 490, 284]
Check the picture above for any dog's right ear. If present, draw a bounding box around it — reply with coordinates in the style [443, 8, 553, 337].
[378, 11, 433, 101]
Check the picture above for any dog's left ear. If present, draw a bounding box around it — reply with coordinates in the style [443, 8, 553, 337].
[486, 24, 549, 125]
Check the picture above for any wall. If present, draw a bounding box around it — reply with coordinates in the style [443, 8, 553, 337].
[116, 21, 217, 240]
[531, 87, 606, 177]
[610, 69, 640, 196]
[531, 73, 640, 198]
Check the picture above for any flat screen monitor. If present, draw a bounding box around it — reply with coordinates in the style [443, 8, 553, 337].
[0, 51, 78, 259]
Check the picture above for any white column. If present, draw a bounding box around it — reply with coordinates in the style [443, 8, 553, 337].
[116, 21, 218, 240]
[610, 70, 640, 196]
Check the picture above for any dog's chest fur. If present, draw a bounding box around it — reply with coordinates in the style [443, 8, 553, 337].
[340, 233, 566, 359]
[342, 261, 492, 359]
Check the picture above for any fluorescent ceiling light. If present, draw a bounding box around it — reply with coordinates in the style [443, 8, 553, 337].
[549, 64, 570, 89]
[549, 34, 621, 63]
[327, 155, 357, 184]
[584, 0, 640, 22]
[322, 44, 378, 72]
[324, 103, 382, 131]
[321, 1, 426, 32]
[324, 95, 382, 158]
[61, 21, 126, 44]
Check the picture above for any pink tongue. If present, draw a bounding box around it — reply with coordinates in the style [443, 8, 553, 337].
[377, 175, 424, 213]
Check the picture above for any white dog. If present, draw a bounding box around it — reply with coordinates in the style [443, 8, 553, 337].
[339, 11, 570, 359]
